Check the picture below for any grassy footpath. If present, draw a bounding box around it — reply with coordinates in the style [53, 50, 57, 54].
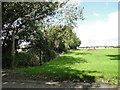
[17, 48, 118, 85]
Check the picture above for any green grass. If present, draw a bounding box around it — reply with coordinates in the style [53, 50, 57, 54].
[17, 48, 119, 85]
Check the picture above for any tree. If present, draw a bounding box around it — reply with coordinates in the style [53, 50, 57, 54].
[46, 25, 81, 53]
[2, 1, 84, 68]
[2, 2, 61, 68]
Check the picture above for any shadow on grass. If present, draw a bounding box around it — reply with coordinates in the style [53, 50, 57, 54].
[22, 56, 99, 83]
[75, 52, 92, 55]
[38, 66, 96, 83]
[106, 55, 120, 60]
[55, 56, 88, 64]
[64, 50, 92, 56]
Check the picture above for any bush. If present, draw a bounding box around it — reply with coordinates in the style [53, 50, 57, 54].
[42, 49, 58, 62]
[113, 46, 120, 48]
[2, 52, 12, 68]
[15, 51, 39, 67]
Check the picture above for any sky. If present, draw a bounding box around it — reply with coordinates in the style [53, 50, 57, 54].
[71, 1, 118, 47]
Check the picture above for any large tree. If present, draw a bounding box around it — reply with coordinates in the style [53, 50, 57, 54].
[46, 25, 81, 53]
[2, 1, 84, 68]
[2, 2, 62, 68]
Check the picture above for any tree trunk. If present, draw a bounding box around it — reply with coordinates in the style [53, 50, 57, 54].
[39, 51, 43, 65]
[11, 30, 15, 69]
[41, 51, 43, 64]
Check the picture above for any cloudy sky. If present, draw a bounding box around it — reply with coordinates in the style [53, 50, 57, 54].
[72, 1, 118, 47]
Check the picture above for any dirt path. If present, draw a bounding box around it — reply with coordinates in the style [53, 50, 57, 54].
[2, 69, 118, 89]
[2, 79, 118, 88]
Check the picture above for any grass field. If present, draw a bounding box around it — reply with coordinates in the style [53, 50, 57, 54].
[17, 48, 119, 85]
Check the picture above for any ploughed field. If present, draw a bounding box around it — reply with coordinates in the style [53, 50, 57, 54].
[17, 48, 119, 85]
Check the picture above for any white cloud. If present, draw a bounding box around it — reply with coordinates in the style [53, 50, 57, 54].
[73, 11, 118, 47]
[93, 12, 100, 17]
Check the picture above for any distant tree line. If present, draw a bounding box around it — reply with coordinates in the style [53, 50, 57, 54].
[2, 1, 84, 68]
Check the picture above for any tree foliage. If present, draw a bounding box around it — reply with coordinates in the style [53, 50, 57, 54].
[2, 2, 59, 50]
[47, 25, 81, 52]
[2, 1, 84, 68]
[2, 2, 60, 68]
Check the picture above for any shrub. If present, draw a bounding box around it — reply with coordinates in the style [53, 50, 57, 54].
[15, 50, 39, 67]
[2, 52, 12, 68]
